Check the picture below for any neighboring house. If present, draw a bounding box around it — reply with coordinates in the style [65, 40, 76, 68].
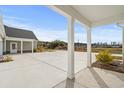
[0, 18, 38, 55]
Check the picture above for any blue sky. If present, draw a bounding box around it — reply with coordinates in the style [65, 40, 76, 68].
[0, 5, 122, 43]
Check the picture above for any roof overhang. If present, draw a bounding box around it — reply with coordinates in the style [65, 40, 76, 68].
[49, 5, 124, 28]
[5, 36, 38, 41]
[49, 5, 91, 27]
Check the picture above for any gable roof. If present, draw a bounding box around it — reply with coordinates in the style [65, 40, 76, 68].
[4, 25, 38, 40]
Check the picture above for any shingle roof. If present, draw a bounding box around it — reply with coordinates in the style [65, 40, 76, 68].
[4, 25, 38, 40]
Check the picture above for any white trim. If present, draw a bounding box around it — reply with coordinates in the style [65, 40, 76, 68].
[6, 36, 37, 41]
[10, 42, 17, 54]
[4, 38, 6, 53]
[122, 28, 124, 65]
[32, 41, 34, 53]
[87, 27, 92, 67]
[67, 16, 75, 79]
[116, 24, 124, 65]
[21, 40, 23, 54]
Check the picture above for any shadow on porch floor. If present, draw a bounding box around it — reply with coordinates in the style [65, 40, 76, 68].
[54, 67, 124, 88]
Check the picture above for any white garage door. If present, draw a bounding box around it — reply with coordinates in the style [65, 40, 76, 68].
[0, 39, 3, 55]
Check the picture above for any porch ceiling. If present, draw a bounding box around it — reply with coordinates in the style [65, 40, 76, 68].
[50, 5, 124, 27]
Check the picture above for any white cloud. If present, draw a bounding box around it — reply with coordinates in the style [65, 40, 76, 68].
[3, 15, 27, 21]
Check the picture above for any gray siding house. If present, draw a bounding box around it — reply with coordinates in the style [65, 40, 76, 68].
[0, 18, 38, 55]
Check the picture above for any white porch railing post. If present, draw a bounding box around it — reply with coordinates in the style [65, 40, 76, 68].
[21, 40, 23, 54]
[67, 16, 75, 79]
[32, 41, 34, 53]
[122, 28, 124, 65]
[87, 27, 92, 67]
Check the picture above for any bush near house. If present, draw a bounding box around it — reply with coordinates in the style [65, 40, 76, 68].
[34, 46, 54, 52]
[34, 46, 44, 52]
[49, 40, 67, 49]
[0, 55, 13, 63]
[96, 50, 113, 64]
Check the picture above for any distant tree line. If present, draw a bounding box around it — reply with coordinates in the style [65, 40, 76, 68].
[92, 42, 122, 48]
[38, 40, 67, 50]
[37, 40, 122, 50]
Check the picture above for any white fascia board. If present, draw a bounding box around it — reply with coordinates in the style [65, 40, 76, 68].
[5, 36, 37, 41]
[92, 13, 124, 27]
[48, 5, 91, 27]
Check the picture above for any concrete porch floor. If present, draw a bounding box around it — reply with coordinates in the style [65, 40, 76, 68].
[54, 67, 124, 88]
[0, 51, 123, 88]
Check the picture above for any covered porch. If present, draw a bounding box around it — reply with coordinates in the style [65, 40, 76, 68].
[49, 5, 124, 79]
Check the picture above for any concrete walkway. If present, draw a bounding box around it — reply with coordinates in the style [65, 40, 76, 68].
[0, 50, 123, 88]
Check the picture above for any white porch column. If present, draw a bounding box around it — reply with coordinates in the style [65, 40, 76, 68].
[21, 40, 23, 54]
[67, 16, 75, 79]
[87, 27, 92, 67]
[122, 27, 124, 65]
[4, 38, 6, 54]
[32, 41, 34, 53]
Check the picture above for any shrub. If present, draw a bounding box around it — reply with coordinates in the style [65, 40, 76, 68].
[0, 56, 4, 62]
[49, 40, 66, 49]
[96, 50, 113, 64]
[34, 46, 44, 52]
[4, 55, 13, 62]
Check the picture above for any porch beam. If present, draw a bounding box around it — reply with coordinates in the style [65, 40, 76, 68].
[87, 27, 92, 67]
[21, 40, 23, 54]
[67, 16, 75, 79]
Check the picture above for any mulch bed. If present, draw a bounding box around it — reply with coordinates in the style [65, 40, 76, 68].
[92, 61, 124, 73]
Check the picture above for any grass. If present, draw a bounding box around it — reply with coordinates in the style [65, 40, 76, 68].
[75, 47, 122, 54]
[43, 49, 55, 52]
[112, 56, 122, 60]
[92, 48, 122, 54]
[75, 47, 122, 61]
[34, 47, 55, 53]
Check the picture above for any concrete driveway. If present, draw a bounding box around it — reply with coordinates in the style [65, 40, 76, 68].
[0, 50, 96, 88]
[28, 51, 96, 73]
[0, 50, 124, 88]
